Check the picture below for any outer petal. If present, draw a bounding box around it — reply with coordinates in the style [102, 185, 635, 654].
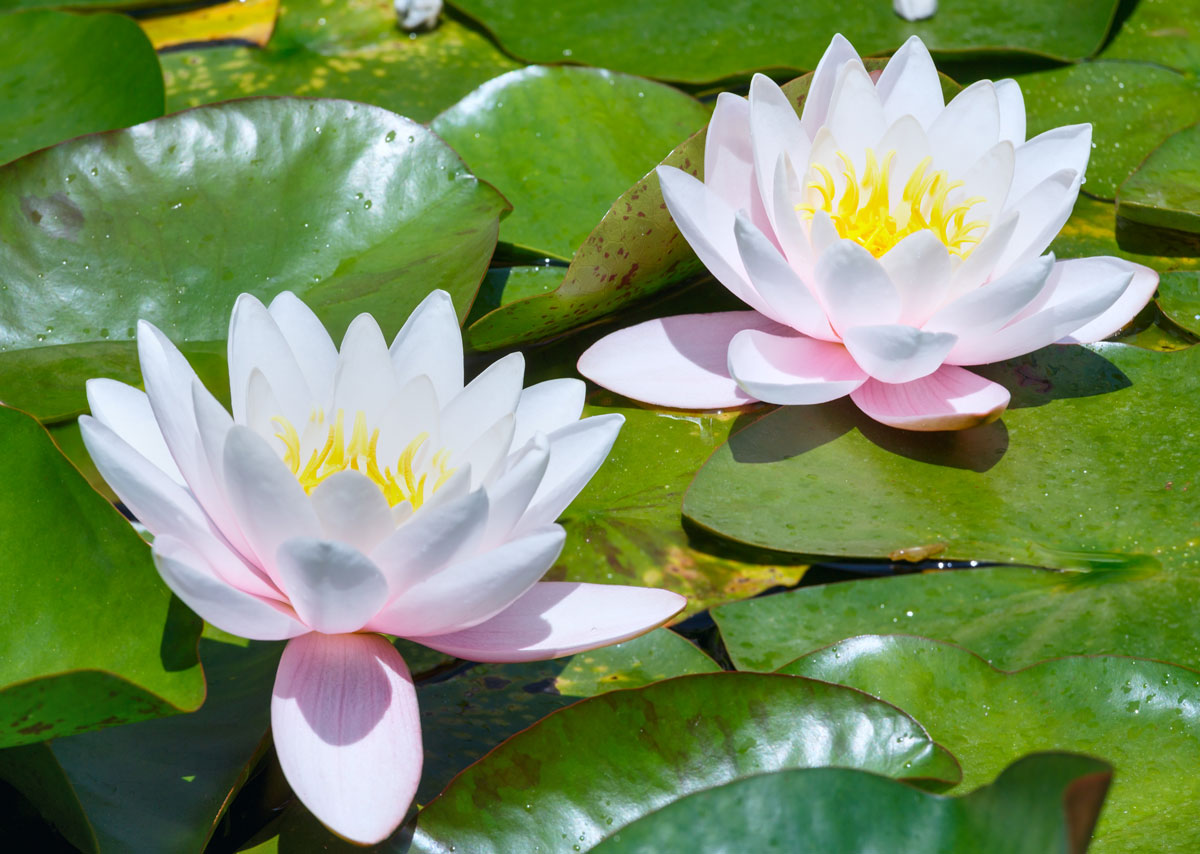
[727, 328, 867, 404]
[799, 34, 863, 138]
[926, 254, 1056, 341]
[850, 365, 1011, 431]
[994, 79, 1027, 145]
[227, 294, 313, 428]
[994, 168, 1079, 275]
[841, 325, 957, 384]
[1009, 124, 1091, 205]
[577, 311, 785, 409]
[388, 289, 464, 407]
[876, 36, 944, 129]
[333, 313, 400, 426]
[416, 582, 687, 663]
[1058, 258, 1158, 343]
[511, 379, 585, 450]
[272, 633, 421, 845]
[482, 435, 550, 549]
[927, 80, 1001, 177]
[733, 211, 835, 339]
[703, 91, 771, 233]
[516, 414, 624, 535]
[371, 490, 489, 594]
[813, 240, 902, 332]
[153, 535, 307, 641]
[825, 61, 887, 163]
[275, 539, 389, 634]
[748, 73, 810, 240]
[368, 525, 566, 637]
[85, 378, 183, 485]
[439, 352, 525, 456]
[268, 291, 338, 407]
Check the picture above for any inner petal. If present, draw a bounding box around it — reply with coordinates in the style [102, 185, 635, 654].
[798, 146, 990, 260]
[272, 408, 457, 513]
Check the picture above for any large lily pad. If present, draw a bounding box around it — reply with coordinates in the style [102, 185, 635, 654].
[1157, 271, 1200, 335]
[783, 636, 1200, 853]
[0, 10, 163, 166]
[1116, 123, 1200, 255]
[0, 405, 204, 747]
[1100, 0, 1200, 74]
[465, 65, 960, 350]
[1050, 195, 1200, 273]
[431, 66, 710, 261]
[0, 97, 507, 422]
[593, 754, 1111, 854]
[685, 343, 1200, 570]
[410, 672, 959, 854]
[160, 0, 519, 123]
[138, 0, 279, 51]
[447, 0, 1119, 84]
[1018, 60, 1200, 200]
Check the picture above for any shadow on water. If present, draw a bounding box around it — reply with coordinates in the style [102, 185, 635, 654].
[723, 346, 1131, 473]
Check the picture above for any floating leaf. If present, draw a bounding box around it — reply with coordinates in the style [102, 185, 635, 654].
[0, 406, 204, 747]
[410, 672, 959, 853]
[684, 344, 1200, 570]
[432, 66, 710, 261]
[783, 636, 1200, 853]
[0, 97, 507, 422]
[1050, 195, 1200, 275]
[593, 754, 1110, 854]
[448, 0, 1119, 83]
[1157, 271, 1200, 335]
[1116, 123, 1200, 255]
[554, 628, 719, 697]
[1018, 60, 1200, 200]
[137, 0, 279, 51]
[0, 10, 163, 166]
[1100, 0, 1200, 74]
[160, 0, 519, 123]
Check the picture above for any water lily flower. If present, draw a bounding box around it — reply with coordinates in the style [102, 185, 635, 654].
[395, 0, 442, 31]
[894, 0, 936, 21]
[579, 35, 1157, 431]
[79, 290, 685, 844]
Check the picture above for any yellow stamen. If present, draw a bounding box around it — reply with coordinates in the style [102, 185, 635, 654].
[272, 410, 455, 511]
[796, 148, 987, 259]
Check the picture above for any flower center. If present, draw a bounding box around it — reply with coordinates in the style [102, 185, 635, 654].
[797, 148, 987, 259]
[272, 409, 455, 511]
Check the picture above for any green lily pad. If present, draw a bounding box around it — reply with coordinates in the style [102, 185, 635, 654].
[1018, 60, 1200, 200]
[465, 265, 563, 327]
[1100, 0, 1200, 74]
[0, 97, 507, 422]
[410, 672, 959, 854]
[1116, 123, 1200, 255]
[1157, 271, 1200, 335]
[1050, 195, 1200, 273]
[0, 405, 204, 748]
[0, 0, 196, 10]
[0, 743, 96, 852]
[448, 0, 1119, 84]
[592, 754, 1110, 854]
[0, 10, 163, 167]
[160, 0, 520, 123]
[465, 65, 960, 351]
[554, 628, 719, 696]
[431, 66, 710, 261]
[35, 638, 281, 853]
[782, 636, 1200, 853]
[684, 343, 1200, 570]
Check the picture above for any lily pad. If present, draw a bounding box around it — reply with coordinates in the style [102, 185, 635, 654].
[1018, 60, 1200, 200]
[465, 65, 960, 350]
[684, 344, 1200, 570]
[137, 0, 279, 51]
[1116, 123, 1200, 255]
[0, 10, 163, 166]
[593, 754, 1110, 854]
[1049, 195, 1200, 273]
[1157, 271, 1200, 335]
[410, 672, 960, 854]
[782, 636, 1200, 853]
[447, 0, 1119, 84]
[1100, 0, 1200, 74]
[554, 628, 719, 696]
[160, 0, 520, 123]
[431, 66, 710, 261]
[0, 97, 507, 422]
[0, 405, 204, 747]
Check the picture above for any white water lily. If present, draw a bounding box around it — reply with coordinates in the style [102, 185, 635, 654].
[395, 0, 441, 31]
[579, 34, 1157, 431]
[79, 290, 684, 844]
[894, 0, 936, 21]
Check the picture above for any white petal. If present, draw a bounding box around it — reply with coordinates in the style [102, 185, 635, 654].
[375, 374, 440, 468]
[749, 73, 810, 239]
[994, 169, 1079, 275]
[389, 289, 464, 407]
[511, 379, 585, 450]
[458, 414, 516, 488]
[1009, 124, 1091, 204]
[733, 210, 835, 339]
[1061, 258, 1158, 343]
[878, 230, 952, 327]
[310, 471, 396, 554]
[482, 435, 550, 550]
[369, 525, 566, 637]
[825, 61, 887, 163]
[799, 34, 863, 138]
[268, 291, 338, 407]
[515, 415, 623, 535]
[227, 293, 313, 427]
[814, 240, 901, 333]
[85, 378, 183, 485]
[957, 140, 1015, 231]
[841, 324, 957, 384]
[876, 36, 944, 129]
[275, 538, 388, 634]
[850, 365, 1011, 431]
[947, 209, 1020, 299]
[927, 80, 1001, 178]
[928, 254, 1055, 341]
[371, 489, 489, 594]
[727, 329, 867, 404]
[333, 314, 400, 425]
[994, 79, 1027, 145]
[704, 91, 771, 232]
[440, 353, 524, 457]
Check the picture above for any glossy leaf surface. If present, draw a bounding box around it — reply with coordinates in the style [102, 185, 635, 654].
[1156, 271, 1200, 336]
[783, 636, 1200, 853]
[1117, 123, 1200, 253]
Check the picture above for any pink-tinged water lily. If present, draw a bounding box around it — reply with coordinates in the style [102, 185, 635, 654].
[79, 290, 685, 844]
[579, 34, 1158, 431]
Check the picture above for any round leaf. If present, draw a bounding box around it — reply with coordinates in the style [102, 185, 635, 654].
[432, 66, 710, 261]
[0, 406, 204, 747]
[782, 636, 1200, 853]
[0, 10, 163, 166]
[1157, 271, 1200, 336]
[0, 97, 507, 421]
[1117, 122, 1200, 255]
[1101, 0, 1200, 74]
[410, 672, 959, 853]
